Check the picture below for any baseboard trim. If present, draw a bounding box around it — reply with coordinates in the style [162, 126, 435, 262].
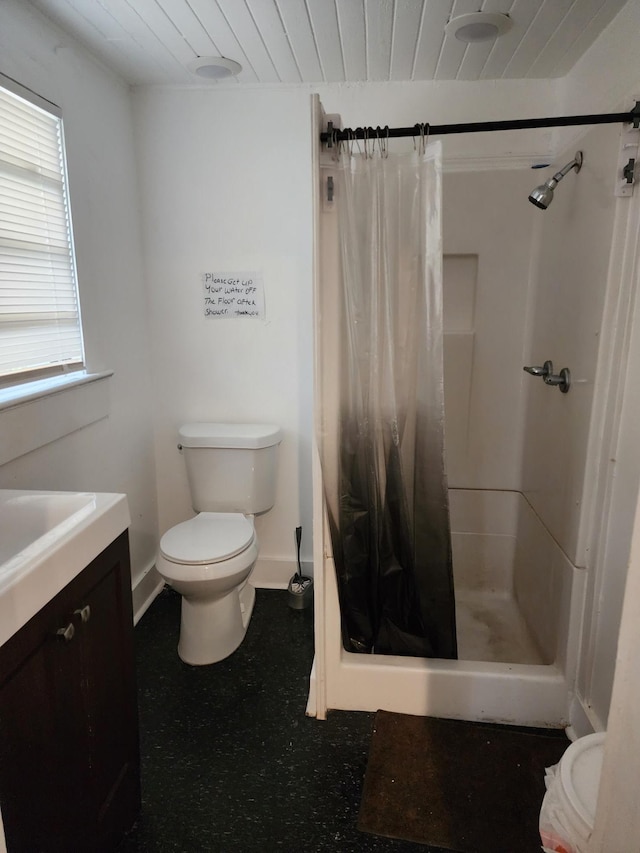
[306, 656, 319, 718]
[132, 563, 165, 625]
[133, 557, 313, 599]
[250, 557, 292, 589]
[251, 557, 314, 589]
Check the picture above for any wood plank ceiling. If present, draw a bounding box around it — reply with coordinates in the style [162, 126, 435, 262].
[30, 0, 629, 87]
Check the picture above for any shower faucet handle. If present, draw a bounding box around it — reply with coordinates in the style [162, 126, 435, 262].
[523, 360, 571, 393]
[523, 361, 552, 377]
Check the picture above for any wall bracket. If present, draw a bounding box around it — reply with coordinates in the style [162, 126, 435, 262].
[615, 100, 640, 197]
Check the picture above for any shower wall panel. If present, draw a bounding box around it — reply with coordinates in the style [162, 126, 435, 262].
[521, 123, 620, 565]
[442, 169, 538, 490]
[443, 254, 476, 486]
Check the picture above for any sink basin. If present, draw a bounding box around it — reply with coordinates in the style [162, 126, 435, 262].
[0, 489, 130, 646]
[0, 491, 98, 565]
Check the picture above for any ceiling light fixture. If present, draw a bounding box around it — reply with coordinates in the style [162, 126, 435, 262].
[187, 56, 242, 80]
[445, 12, 513, 43]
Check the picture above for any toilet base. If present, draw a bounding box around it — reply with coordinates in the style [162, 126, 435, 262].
[177, 582, 256, 665]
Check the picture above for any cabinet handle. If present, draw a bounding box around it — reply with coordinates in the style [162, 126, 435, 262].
[74, 605, 91, 624]
[56, 623, 75, 642]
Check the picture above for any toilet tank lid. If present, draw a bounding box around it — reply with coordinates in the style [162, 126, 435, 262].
[179, 423, 282, 449]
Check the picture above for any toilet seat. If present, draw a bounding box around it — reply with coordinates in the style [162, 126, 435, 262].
[160, 512, 254, 565]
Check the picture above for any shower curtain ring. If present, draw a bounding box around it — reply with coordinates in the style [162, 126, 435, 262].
[413, 124, 420, 151]
[333, 126, 342, 160]
[414, 123, 427, 154]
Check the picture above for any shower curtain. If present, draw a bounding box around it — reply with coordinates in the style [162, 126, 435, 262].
[321, 140, 457, 659]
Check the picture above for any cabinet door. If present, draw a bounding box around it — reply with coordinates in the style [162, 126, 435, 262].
[0, 532, 140, 853]
[76, 534, 140, 851]
[0, 586, 91, 851]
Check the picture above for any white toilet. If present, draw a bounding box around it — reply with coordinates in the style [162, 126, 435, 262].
[156, 423, 282, 665]
[539, 732, 605, 853]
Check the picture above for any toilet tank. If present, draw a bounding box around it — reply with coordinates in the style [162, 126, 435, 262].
[178, 423, 282, 514]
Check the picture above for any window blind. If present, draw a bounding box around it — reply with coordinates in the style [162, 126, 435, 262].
[0, 80, 84, 381]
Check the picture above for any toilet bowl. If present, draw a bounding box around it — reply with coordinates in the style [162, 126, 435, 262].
[157, 512, 259, 665]
[155, 422, 282, 665]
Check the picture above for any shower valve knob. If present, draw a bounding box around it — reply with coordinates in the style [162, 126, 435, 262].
[544, 367, 571, 393]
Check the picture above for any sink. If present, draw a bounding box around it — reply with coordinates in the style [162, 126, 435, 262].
[0, 489, 130, 647]
[0, 491, 97, 565]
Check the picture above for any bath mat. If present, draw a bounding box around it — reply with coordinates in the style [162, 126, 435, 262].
[358, 710, 569, 853]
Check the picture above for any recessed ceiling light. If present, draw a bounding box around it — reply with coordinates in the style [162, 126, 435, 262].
[445, 12, 513, 43]
[187, 57, 242, 80]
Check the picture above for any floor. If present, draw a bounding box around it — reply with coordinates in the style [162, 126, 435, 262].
[118, 586, 447, 852]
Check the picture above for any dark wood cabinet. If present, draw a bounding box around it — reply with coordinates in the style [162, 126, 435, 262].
[0, 531, 140, 852]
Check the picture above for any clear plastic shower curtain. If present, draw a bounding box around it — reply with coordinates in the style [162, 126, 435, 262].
[320, 141, 457, 658]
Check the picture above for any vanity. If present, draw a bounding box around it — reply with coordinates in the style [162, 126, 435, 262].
[0, 490, 140, 852]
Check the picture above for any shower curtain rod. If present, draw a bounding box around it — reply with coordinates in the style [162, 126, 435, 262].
[321, 102, 640, 146]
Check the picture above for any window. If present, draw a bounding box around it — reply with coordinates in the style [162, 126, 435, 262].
[0, 75, 84, 385]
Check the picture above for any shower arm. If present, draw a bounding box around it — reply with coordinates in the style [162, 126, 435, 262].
[548, 152, 583, 187]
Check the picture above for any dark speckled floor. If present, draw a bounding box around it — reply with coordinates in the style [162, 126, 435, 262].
[118, 587, 444, 852]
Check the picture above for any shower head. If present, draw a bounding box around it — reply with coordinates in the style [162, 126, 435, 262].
[528, 151, 583, 209]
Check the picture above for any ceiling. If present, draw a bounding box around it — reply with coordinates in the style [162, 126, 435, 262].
[30, 0, 629, 87]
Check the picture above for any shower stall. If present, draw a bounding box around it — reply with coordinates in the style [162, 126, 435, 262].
[310, 98, 640, 729]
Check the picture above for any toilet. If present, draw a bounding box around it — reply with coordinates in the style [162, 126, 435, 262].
[156, 423, 282, 665]
[539, 732, 605, 853]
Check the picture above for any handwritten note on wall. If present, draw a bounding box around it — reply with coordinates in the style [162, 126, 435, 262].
[202, 272, 265, 319]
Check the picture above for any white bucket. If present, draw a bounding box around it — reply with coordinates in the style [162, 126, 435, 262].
[540, 732, 605, 853]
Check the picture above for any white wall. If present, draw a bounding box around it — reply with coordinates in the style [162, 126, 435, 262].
[521, 122, 621, 564]
[132, 87, 314, 583]
[0, 1, 158, 586]
[557, 0, 640, 127]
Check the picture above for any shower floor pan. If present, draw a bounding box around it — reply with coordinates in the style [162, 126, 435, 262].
[455, 590, 544, 665]
[312, 489, 586, 727]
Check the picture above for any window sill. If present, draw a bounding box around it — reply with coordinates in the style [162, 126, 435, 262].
[0, 370, 113, 412]
[0, 371, 113, 466]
